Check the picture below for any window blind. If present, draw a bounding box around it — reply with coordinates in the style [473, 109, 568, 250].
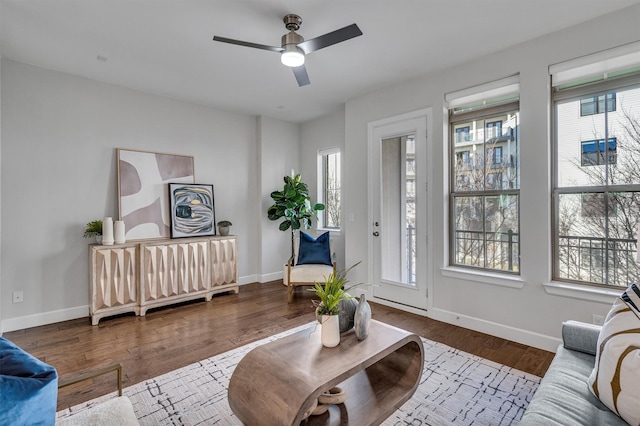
[550, 41, 640, 90]
[445, 74, 520, 114]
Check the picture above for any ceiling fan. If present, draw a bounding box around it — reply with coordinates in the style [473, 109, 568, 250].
[213, 14, 362, 87]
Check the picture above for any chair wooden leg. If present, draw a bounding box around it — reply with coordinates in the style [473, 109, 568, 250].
[288, 283, 293, 303]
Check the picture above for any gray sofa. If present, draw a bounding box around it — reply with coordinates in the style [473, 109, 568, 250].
[519, 320, 626, 426]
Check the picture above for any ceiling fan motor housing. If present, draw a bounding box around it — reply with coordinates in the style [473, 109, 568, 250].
[283, 14, 302, 31]
[282, 30, 304, 48]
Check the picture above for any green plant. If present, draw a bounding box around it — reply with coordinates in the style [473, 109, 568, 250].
[312, 262, 363, 316]
[217, 220, 232, 227]
[83, 220, 103, 238]
[267, 174, 325, 259]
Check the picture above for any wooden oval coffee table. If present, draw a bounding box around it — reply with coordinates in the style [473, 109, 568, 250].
[228, 319, 424, 425]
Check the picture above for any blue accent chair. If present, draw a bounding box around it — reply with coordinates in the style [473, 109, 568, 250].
[0, 337, 58, 426]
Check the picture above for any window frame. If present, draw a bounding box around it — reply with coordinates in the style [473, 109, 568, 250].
[317, 147, 341, 231]
[552, 73, 640, 289]
[449, 100, 521, 274]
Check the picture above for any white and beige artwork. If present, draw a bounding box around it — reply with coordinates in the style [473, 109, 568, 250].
[118, 149, 194, 240]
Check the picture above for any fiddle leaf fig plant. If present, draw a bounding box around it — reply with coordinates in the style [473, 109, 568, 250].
[267, 174, 324, 259]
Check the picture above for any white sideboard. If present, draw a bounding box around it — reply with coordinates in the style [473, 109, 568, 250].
[90, 235, 238, 325]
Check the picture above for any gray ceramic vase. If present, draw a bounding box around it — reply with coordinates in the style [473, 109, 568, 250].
[338, 295, 358, 332]
[354, 293, 371, 341]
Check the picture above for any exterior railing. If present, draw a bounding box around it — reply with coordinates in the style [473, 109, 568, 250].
[407, 226, 416, 284]
[454, 229, 519, 272]
[557, 235, 638, 287]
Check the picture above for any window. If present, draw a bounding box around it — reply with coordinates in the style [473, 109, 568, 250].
[486, 120, 502, 140]
[447, 76, 520, 273]
[493, 146, 503, 165]
[553, 62, 640, 288]
[318, 148, 341, 229]
[580, 138, 617, 166]
[455, 126, 471, 143]
[580, 93, 616, 116]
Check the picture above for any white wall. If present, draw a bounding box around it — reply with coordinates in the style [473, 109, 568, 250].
[344, 4, 640, 351]
[0, 54, 3, 334]
[300, 108, 346, 268]
[257, 116, 300, 281]
[0, 59, 297, 331]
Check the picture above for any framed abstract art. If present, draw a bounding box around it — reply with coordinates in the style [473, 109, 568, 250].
[168, 183, 216, 238]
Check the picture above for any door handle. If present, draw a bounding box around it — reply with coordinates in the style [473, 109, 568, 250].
[373, 231, 380, 237]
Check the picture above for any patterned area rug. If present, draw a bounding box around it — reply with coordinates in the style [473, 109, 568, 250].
[57, 323, 541, 425]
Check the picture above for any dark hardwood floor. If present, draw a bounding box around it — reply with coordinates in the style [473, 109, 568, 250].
[3, 281, 554, 411]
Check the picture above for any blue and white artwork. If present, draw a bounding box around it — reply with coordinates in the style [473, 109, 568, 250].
[169, 183, 216, 238]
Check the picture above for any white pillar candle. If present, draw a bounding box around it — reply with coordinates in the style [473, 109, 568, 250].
[102, 217, 114, 245]
[114, 221, 126, 244]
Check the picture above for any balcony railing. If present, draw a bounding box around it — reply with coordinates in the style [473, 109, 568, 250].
[454, 229, 519, 272]
[452, 231, 637, 286]
[557, 235, 639, 287]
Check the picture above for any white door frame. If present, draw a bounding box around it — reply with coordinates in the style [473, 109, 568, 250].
[367, 108, 433, 313]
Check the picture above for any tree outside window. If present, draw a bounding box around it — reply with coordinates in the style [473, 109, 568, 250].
[319, 149, 341, 229]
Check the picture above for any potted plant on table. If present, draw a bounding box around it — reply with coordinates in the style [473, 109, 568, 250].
[312, 262, 363, 347]
[83, 220, 103, 243]
[217, 220, 232, 236]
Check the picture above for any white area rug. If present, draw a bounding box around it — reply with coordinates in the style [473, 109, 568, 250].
[57, 323, 541, 425]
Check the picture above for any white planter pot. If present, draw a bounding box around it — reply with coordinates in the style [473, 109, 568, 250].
[320, 314, 340, 348]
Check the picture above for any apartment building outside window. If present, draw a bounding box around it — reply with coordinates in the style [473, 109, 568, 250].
[318, 148, 341, 230]
[552, 52, 640, 288]
[447, 75, 521, 273]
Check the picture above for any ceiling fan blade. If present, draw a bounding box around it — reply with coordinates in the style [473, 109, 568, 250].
[292, 65, 310, 87]
[213, 36, 283, 53]
[297, 23, 362, 54]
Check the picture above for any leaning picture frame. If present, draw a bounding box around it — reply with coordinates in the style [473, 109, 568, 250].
[168, 183, 216, 238]
[118, 148, 195, 240]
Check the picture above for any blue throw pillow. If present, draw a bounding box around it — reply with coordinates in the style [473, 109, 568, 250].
[297, 231, 332, 266]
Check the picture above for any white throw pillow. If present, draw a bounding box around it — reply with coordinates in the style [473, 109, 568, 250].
[587, 283, 640, 425]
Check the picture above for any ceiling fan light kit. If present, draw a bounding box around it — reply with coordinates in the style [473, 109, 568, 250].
[213, 13, 362, 86]
[281, 46, 305, 67]
[281, 29, 305, 67]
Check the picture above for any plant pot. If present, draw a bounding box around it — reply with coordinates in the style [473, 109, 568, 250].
[320, 314, 340, 347]
[96, 235, 103, 244]
[218, 226, 230, 236]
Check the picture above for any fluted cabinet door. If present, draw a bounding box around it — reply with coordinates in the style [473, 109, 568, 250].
[141, 241, 209, 302]
[211, 238, 238, 286]
[90, 245, 138, 325]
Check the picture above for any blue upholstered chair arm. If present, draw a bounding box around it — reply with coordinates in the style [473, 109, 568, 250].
[0, 337, 58, 426]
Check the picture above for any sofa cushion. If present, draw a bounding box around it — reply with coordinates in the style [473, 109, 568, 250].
[289, 264, 334, 284]
[519, 345, 626, 426]
[297, 231, 332, 266]
[587, 283, 640, 425]
[0, 337, 58, 426]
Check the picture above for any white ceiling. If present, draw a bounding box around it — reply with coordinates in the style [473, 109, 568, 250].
[2, 0, 639, 123]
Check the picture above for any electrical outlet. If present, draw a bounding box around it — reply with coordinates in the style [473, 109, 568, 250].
[592, 314, 605, 326]
[12, 291, 24, 304]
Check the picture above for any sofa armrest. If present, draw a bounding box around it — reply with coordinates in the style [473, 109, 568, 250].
[561, 320, 601, 356]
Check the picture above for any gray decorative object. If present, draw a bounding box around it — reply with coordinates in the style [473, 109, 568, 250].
[338, 295, 358, 332]
[354, 293, 371, 340]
